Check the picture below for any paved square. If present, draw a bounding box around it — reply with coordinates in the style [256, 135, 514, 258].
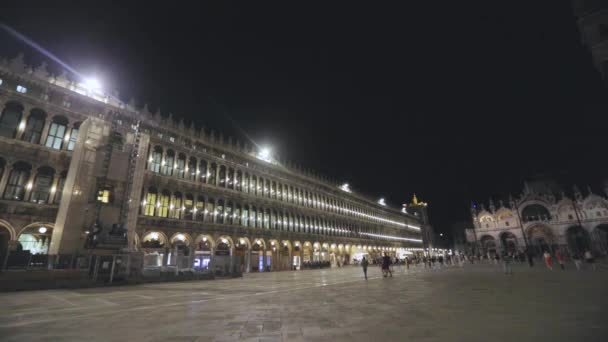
[0, 263, 607, 341]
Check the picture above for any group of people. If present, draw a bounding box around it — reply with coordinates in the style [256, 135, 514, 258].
[461, 248, 600, 274]
[359, 253, 395, 279]
[541, 249, 596, 271]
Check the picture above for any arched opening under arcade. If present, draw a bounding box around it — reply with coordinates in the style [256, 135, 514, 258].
[526, 225, 554, 256]
[479, 235, 497, 257]
[499, 232, 518, 254]
[193, 235, 213, 270]
[566, 226, 591, 256]
[141, 231, 168, 268]
[593, 224, 608, 255]
[251, 239, 265, 272]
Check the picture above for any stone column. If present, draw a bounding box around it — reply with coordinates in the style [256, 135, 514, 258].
[49, 118, 110, 256]
[126, 134, 150, 252]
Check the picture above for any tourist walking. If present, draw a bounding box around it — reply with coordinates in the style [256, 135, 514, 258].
[584, 250, 596, 270]
[501, 250, 512, 275]
[572, 253, 582, 271]
[361, 256, 369, 280]
[526, 248, 534, 267]
[555, 249, 565, 271]
[382, 253, 392, 277]
[543, 251, 553, 271]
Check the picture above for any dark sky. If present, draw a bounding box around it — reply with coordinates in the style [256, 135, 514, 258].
[2, 1, 607, 240]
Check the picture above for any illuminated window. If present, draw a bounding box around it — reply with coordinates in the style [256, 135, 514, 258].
[67, 123, 80, 151]
[16, 85, 27, 93]
[97, 189, 111, 203]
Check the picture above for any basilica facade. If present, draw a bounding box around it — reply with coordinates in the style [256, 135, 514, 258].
[0, 54, 427, 273]
[467, 181, 608, 257]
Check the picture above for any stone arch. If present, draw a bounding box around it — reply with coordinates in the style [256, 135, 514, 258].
[0, 101, 24, 139]
[17, 222, 54, 255]
[499, 231, 518, 253]
[521, 203, 551, 222]
[141, 230, 168, 248]
[169, 232, 193, 247]
[215, 236, 233, 255]
[566, 226, 591, 255]
[194, 234, 215, 250]
[592, 224, 608, 255]
[526, 224, 554, 255]
[0, 219, 17, 240]
[479, 235, 497, 256]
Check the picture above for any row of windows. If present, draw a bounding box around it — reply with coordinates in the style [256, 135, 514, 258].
[0, 160, 66, 204]
[141, 189, 408, 240]
[0, 102, 79, 151]
[147, 145, 418, 230]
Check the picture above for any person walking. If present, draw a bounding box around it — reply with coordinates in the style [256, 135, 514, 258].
[584, 250, 596, 271]
[572, 253, 582, 271]
[361, 256, 369, 280]
[526, 248, 534, 267]
[501, 250, 512, 275]
[382, 253, 392, 277]
[555, 249, 565, 271]
[543, 250, 553, 271]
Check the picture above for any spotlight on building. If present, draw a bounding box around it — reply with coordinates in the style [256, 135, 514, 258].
[339, 183, 352, 193]
[257, 147, 272, 162]
[84, 77, 102, 91]
[38, 227, 47, 234]
[378, 198, 386, 206]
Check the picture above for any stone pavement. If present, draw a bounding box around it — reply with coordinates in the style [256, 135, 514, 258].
[0, 263, 607, 342]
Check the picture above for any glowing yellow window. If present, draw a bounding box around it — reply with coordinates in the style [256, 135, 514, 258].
[97, 189, 110, 203]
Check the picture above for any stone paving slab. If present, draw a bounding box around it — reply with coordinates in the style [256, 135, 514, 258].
[0, 263, 607, 341]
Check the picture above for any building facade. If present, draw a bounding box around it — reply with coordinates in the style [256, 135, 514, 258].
[466, 181, 608, 257]
[0, 54, 426, 273]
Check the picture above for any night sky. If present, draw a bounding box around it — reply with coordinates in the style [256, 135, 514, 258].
[2, 1, 607, 242]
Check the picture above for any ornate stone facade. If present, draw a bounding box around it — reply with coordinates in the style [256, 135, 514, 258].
[0, 54, 426, 272]
[466, 181, 608, 257]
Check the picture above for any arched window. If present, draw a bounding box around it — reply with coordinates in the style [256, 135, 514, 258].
[251, 176, 258, 195]
[157, 190, 170, 217]
[227, 168, 234, 188]
[243, 173, 249, 193]
[187, 157, 197, 181]
[225, 201, 233, 224]
[148, 146, 162, 173]
[196, 195, 205, 221]
[22, 109, 46, 144]
[184, 194, 194, 220]
[3, 162, 31, 201]
[219, 166, 227, 187]
[242, 205, 249, 226]
[234, 204, 241, 225]
[198, 160, 207, 182]
[45, 116, 68, 150]
[30, 166, 55, 204]
[271, 181, 277, 199]
[265, 209, 271, 229]
[205, 198, 215, 223]
[217, 199, 225, 223]
[161, 150, 174, 176]
[0, 102, 24, 139]
[258, 208, 264, 228]
[236, 171, 242, 191]
[67, 122, 81, 151]
[170, 192, 182, 219]
[522, 204, 551, 222]
[175, 154, 186, 179]
[249, 206, 256, 228]
[208, 163, 217, 185]
[143, 187, 157, 216]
